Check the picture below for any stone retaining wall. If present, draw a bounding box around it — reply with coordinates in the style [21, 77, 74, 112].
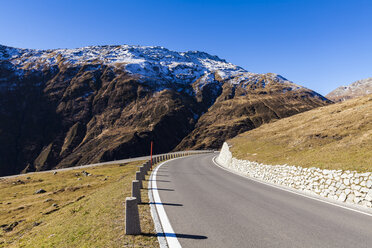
[216, 142, 372, 208]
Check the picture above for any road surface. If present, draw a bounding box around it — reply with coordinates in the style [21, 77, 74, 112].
[155, 153, 372, 248]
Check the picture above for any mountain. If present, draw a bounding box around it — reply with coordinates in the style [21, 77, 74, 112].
[228, 94, 372, 172]
[0, 44, 330, 176]
[175, 73, 330, 150]
[326, 77, 372, 102]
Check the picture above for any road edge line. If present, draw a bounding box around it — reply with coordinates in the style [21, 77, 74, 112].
[149, 159, 182, 248]
[212, 156, 372, 218]
[148, 162, 168, 248]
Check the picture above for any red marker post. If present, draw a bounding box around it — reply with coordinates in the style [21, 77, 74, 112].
[150, 141, 153, 170]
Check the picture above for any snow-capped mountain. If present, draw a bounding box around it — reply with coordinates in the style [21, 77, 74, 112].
[0, 44, 330, 176]
[326, 77, 372, 102]
[0, 44, 307, 93]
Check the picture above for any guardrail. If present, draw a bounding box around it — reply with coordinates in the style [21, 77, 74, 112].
[125, 150, 213, 235]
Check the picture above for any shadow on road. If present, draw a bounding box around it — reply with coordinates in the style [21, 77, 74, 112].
[140, 202, 183, 207]
[142, 232, 208, 240]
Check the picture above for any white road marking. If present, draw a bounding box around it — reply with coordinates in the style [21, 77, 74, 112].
[151, 160, 182, 248]
[212, 156, 372, 218]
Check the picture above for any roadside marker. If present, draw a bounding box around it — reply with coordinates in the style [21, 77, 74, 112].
[150, 141, 153, 170]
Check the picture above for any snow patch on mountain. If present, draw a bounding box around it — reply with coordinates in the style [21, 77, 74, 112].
[0, 44, 308, 92]
[0, 45, 25, 60]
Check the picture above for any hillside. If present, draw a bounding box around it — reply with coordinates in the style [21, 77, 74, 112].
[326, 77, 372, 102]
[0, 44, 329, 176]
[229, 94, 372, 172]
[176, 73, 329, 150]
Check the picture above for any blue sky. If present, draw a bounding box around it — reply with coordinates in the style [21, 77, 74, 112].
[1, 0, 371, 95]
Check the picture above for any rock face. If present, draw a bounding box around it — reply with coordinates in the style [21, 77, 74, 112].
[0, 44, 329, 176]
[326, 77, 372, 102]
[217, 142, 372, 209]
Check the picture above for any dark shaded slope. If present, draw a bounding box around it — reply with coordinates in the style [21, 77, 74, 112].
[0, 61, 205, 176]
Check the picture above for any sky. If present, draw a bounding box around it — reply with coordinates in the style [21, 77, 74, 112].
[1, 0, 371, 95]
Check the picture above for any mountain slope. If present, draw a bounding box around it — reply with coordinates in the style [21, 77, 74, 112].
[229, 94, 372, 172]
[326, 77, 372, 102]
[0, 44, 329, 176]
[176, 73, 329, 150]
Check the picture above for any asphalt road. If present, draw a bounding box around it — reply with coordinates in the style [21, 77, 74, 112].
[156, 153, 372, 248]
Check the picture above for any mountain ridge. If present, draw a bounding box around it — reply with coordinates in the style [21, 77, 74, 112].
[0, 44, 330, 176]
[0, 44, 321, 95]
[326, 77, 372, 102]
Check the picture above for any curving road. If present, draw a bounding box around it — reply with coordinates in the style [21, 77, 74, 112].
[154, 153, 372, 248]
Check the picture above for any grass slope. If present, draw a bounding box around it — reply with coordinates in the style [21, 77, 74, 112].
[229, 94, 372, 172]
[0, 162, 158, 247]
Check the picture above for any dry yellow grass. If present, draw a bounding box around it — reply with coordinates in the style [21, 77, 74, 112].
[230, 94, 372, 172]
[0, 162, 158, 247]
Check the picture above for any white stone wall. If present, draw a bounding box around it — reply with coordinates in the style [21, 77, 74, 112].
[217, 142, 372, 208]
